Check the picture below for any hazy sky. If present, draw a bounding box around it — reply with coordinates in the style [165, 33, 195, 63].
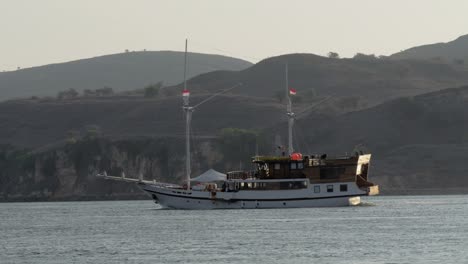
[1, 0, 468, 70]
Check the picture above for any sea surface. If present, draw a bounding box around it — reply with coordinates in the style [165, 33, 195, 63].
[1, 195, 467, 264]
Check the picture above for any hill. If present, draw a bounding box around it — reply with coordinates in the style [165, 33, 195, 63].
[3, 85, 468, 200]
[3, 53, 468, 199]
[0, 51, 252, 101]
[180, 53, 468, 107]
[0, 95, 284, 148]
[390, 34, 468, 62]
[2, 53, 468, 149]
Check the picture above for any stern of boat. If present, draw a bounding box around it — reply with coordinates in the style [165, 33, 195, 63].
[356, 154, 379, 196]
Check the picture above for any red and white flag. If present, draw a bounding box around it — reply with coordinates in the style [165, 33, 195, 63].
[182, 89, 190, 97]
[289, 88, 297, 95]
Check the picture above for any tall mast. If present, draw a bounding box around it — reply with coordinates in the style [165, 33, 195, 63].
[182, 39, 192, 191]
[285, 63, 294, 155]
[183, 39, 188, 95]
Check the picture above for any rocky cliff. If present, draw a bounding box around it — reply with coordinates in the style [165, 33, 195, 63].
[0, 129, 261, 201]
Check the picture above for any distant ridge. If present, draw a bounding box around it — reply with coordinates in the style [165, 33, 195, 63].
[182, 52, 468, 107]
[0, 51, 252, 101]
[390, 34, 468, 61]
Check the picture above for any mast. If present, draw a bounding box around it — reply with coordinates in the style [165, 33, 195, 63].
[183, 39, 188, 97]
[285, 63, 294, 155]
[182, 39, 192, 191]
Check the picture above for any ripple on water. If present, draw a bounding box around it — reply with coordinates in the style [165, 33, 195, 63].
[1, 196, 468, 264]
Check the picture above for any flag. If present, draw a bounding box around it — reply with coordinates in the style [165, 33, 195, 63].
[182, 89, 190, 97]
[289, 88, 296, 95]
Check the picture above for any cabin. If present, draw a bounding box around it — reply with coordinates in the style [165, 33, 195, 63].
[249, 153, 374, 188]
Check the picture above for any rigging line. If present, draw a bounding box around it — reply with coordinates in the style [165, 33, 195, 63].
[294, 96, 334, 119]
[294, 121, 312, 154]
[189, 40, 262, 62]
[275, 96, 334, 123]
[183, 60, 248, 71]
[192, 82, 243, 109]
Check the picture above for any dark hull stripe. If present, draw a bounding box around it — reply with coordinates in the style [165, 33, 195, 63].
[143, 189, 365, 202]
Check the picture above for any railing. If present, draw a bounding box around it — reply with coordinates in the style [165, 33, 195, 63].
[226, 170, 256, 180]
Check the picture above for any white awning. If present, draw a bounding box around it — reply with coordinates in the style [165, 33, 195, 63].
[190, 169, 226, 183]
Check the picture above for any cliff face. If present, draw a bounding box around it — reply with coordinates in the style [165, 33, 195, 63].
[0, 130, 261, 201]
[0, 138, 213, 201]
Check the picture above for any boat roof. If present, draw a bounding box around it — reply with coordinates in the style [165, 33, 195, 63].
[190, 169, 226, 182]
[252, 156, 291, 163]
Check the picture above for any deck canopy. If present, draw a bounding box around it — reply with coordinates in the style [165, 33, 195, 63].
[190, 169, 227, 183]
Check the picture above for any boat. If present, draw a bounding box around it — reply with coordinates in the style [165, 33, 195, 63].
[97, 40, 379, 209]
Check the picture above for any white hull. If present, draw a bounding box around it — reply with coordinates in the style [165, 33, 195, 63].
[139, 182, 366, 209]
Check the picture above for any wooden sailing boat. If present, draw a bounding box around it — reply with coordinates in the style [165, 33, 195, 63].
[97, 40, 379, 209]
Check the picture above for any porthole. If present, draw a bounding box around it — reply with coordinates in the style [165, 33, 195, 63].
[314, 186, 320, 193]
[340, 184, 348, 192]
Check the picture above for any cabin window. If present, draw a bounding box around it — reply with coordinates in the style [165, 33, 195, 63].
[298, 162, 304, 169]
[290, 163, 297, 170]
[240, 181, 308, 191]
[314, 186, 320, 193]
[274, 163, 281, 170]
[340, 184, 348, 192]
[320, 167, 346, 180]
[327, 185, 334, 193]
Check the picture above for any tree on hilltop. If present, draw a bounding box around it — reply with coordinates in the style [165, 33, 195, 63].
[327, 52, 340, 59]
[353, 53, 378, 60]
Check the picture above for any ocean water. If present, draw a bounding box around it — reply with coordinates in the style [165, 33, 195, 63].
[1, 196, 467, 264]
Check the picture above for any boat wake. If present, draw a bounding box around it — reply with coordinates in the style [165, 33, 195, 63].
[357, 201, 376, 207]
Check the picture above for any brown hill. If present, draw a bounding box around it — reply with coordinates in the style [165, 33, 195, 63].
[0, 51, 252, 101]
[3, 54, 468, 199]
[2, 53, 468, 150]
[0, 95, 283, 148]
[182, 53, 468, 107]
[390, 34, 468, 62]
